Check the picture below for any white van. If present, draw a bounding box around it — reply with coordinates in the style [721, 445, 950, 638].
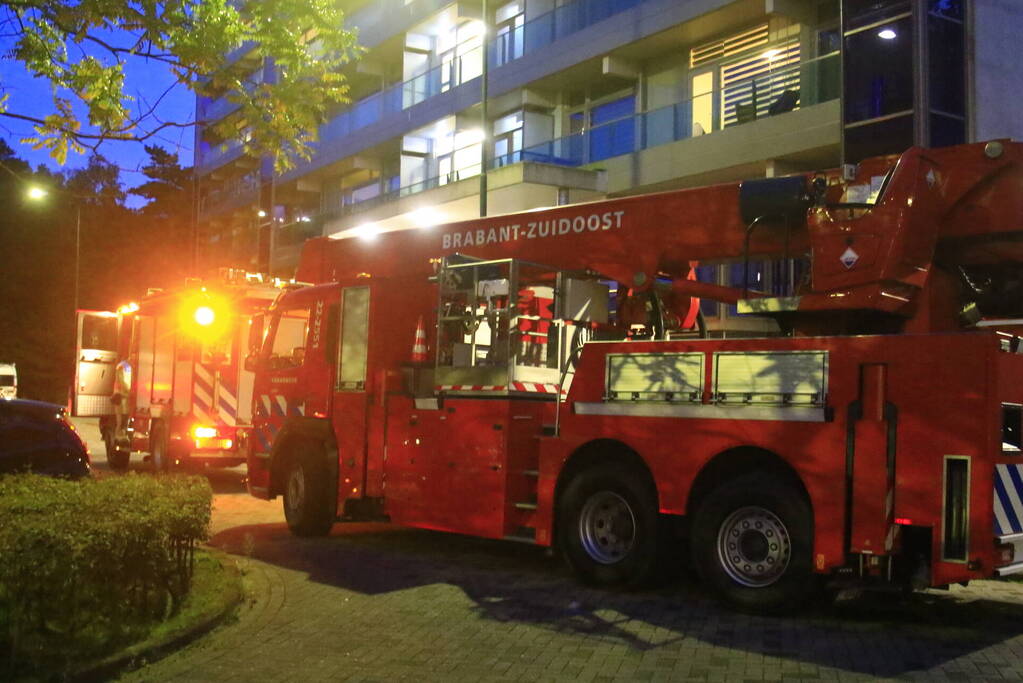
[0, 363, 17, 399]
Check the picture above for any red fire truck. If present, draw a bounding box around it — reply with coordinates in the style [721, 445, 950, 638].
[245, 140, 1023, 611]
[74, 270, 283, 471]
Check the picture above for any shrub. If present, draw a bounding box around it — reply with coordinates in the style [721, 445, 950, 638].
[0, 473, 212, 674]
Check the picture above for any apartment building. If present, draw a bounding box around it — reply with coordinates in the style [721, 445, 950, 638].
[193, 0, 1020, 330]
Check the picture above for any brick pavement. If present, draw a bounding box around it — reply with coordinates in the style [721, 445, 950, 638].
[67, 420, 1023, 682]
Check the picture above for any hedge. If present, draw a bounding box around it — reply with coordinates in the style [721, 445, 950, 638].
[0, 473, 212, 675]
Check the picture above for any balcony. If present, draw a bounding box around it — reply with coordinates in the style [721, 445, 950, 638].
[197, 170, 261, 220]
[501, 53, 840, 169]
[279, 51, 838, 225]
[496, 0, 646, 67]
[281, 0, 658, 178]
[198, 94, 243, 125]
[196, 138, 247, 174]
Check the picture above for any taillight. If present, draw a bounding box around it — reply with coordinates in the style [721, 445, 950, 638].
[997, 543, 1016, 567]
[191, 425, 234, 450]
[192, 425, 218, 439]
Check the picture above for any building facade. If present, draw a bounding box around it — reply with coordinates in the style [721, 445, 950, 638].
[193, 0, 1020, 330]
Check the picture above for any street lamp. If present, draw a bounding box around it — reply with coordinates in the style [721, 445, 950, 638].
[26, 185, 83, 314]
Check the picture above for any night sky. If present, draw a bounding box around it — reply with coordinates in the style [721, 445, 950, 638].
[1, 32, 195, 208]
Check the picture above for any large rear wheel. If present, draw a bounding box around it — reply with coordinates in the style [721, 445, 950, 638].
[691, 473, 815, 613]
[103, 429, 130, 471]
[283, 450, 335, 537]
[558, 463, 660, 587]
[150, 420, 170, 473]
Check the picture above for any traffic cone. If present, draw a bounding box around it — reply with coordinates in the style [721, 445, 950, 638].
[411, 315, 427, 363]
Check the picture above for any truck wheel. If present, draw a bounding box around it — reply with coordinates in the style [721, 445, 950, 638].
[691, 473, 814, 613]
[150, 420, 171, 473]
[104, 431, 130, 471]
[283, 451, 335, 537]
[558, 463, 660, 587]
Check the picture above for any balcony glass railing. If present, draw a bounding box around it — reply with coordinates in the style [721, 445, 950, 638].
[275, 52, 839, 236]
[499, 52, 840, 167]
[198, 95, 242, 123]
[197, 138, 245, 171]
[315, 44, 483, 154]
[311, 0, 654, 157]
[500, 0, 646, 66]
[275, 218, 326, 249]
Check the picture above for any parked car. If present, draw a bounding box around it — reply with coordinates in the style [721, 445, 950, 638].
[0, 399, 90, 478]
[0, 362, 16, 399]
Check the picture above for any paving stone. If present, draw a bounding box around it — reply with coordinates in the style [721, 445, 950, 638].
[110, 461, 1023, 683]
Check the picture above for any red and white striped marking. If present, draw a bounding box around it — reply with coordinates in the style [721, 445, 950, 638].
[511, 381, 564, 394]
[435, 383, 565, 395]
[436, 384, 506, 392]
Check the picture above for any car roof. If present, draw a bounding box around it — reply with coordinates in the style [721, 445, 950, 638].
[0, 398, 64, 418]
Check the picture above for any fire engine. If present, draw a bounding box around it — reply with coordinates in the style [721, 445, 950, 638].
[245, 140, 1023, 611]
[74, 270, 283, 471]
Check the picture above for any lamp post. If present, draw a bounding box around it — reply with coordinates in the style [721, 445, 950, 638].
[479, 0, 489, 218]
[26, 186, 83, 313]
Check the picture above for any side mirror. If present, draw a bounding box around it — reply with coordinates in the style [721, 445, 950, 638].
[247, 313, 266, 355]
[244, 352, 259, 372]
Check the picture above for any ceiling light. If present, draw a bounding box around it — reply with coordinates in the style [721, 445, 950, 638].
[410, 207, 444, 228]
[354, 222, 380, 241]
[878, 28, 897, 40]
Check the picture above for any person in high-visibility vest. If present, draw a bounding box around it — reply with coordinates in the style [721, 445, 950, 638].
[111, 359, 132, 448]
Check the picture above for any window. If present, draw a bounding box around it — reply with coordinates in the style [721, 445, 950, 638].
[493, 111, 524, 166]
[495, 1, 524, 66]
[1003, 404, 1022, 455]
[691, 71, 714, 136]
[720, 39, 801, 128]
[691, 24, 769, 68]
[842, 1, 915, 163]
[268, 308, 310, 370]
[927, 1, 965, 148]
[690, 24, 802, 132]
[338, 287, 370, 391]
[81, 316, 118, 351]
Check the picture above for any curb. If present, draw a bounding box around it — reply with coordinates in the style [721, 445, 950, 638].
[73, 548, 244, 682]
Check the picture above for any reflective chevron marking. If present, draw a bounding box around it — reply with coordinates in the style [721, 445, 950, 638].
[995, 464, 1023, 536]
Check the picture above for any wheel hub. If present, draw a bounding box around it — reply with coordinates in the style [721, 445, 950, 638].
[578, 491, 636, 564]
[286, 466, 306, 514]
[717, 506, 790, 587]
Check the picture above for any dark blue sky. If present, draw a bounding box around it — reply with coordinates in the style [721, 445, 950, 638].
[2, 34, 195, 208]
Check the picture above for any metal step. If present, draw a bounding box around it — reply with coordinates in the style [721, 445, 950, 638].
[504, 527, 537, 544]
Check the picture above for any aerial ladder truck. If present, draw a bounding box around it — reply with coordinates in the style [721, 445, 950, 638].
[244, 140, 1023, 611]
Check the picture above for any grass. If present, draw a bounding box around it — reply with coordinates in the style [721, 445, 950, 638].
[2, 549, 242, 681]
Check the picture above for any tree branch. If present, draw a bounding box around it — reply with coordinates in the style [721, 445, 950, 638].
[2, 110, 201, 141]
